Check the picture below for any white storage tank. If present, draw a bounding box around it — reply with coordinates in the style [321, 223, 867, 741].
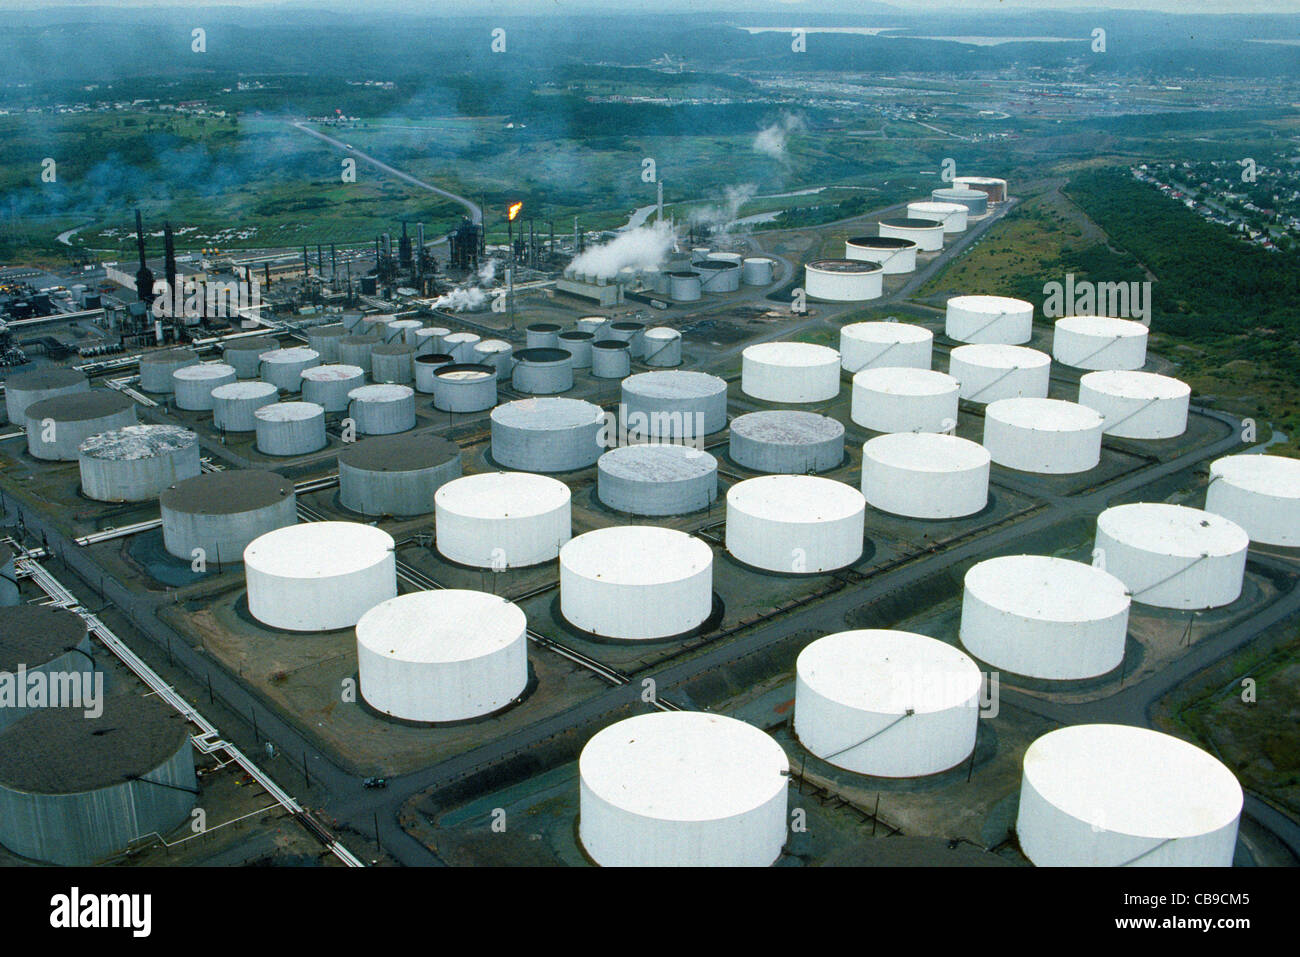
[579, 712, 788, 867]
[1078, 371, 1190, 439]
[223, 335, 280, 377]
[840, 321, 932, 373]
[259, 346, 321, 393]
[560, 526, 713, 640]
[159, 469, 297, 563]
[525, 323, 562, 349]
[1016, 724, 1242, 867]
[949, 344, 1051, 404]
[339, 434, 461, 517]
[729, 410, 844, 474]
[878, 217, 944, 252]
[370, 342, 416, 384]
[347, 384, 416, 435]
[25, 392, 137, 461]
[212, 381, 279, 432]
[861, 432, 989, 519]
[1205, 454, 1300, 548]
[78, 425, 201, 503]
[983, 398, 1104, 474]
[244, 522, 397, 631]
[511, 348, 574, 395]
[669, 270, 702, 302]
[932, 186, 989, 216]
[435, 472, 571, 569]
[906, 201, 968, 233]
[384, 318, 423, 344]
[414, 353, 455, 394]
[139, 347, 200, 394]
[591, 340, 632, 379]
[473, 339, 514, 377]
[172, 362, 237, 411]
[356, 590, 527, 723]
[845, 236, 917, 274]
[300, 364, 365, 413]
[491, 397, 604, 472]
[742, 257, 775, 285]
[795, 630, 981, 777]
[742, 342, 841, 404]
[597, 445, 718, 516]
[443, 332, 482, 363]
[1094, 503, 1248, 609]
[851, 367, 960, 434]
[960, 556, 1131, 679]
[576, 316, 610, 339]
[304, 326, 346, 364]
[693, 260, 741, 293]
[727, 475, 865, 573]
[432, 364, 497, 412]
[621, 370, 727, 441]
[804, 259, 883, 302]
[414, 326, 449, 356]
[945, 295, 1034, 344]
[4, 368, 88, 424]
[557, 331, 594, 369]
[642, 328, 682, 367]
[608, 321, 647, 358]
[1052, 315, 1149, 371]
[254, 401, 328, 455]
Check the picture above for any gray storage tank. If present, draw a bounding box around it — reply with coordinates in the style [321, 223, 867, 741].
[222, 335, 280, 377]
[932, 186, 989, 216]
[621, 370, 728, 441]
[0, 693, 196, 866]
[172, 363, 237, 411]
[338, 334, 381, 369]
[304, 325, 346, 363]
[693, 259, 741, 293]
[511, 347, 574, 395]
[608, 321, 647, 358]
[597, 445, 718, 516]
[742, 258, 775, 286]
[443, 332, 482, 363]
[259, 346, 320, 393]
[0, 604, 95, 732]
[370, 342, 416, 384]
[78, 424, 201, 502]
[339, 433, 462, 517]
[300, 364, 365, 412]
[4, 368, 88, 425]
[729, 410, 845, 474]
[591, 340, 631, 379]
[432, 364, 498, 412]
[643, 328, 683, 368]
[212, 381, 279, 432]
[413, 326, 450, 356]
[415, 353, 455, 394]
[139, 347, 200, 394]
[526, 323, 562, 349]
[558, 330, 594, 369]
[669, 271, 702, 302]
[474, 339, 514, 377]
[491, 397, 605, 472]
[347, 384, 416, 435]
[160, 469, 296, 562]
[25, 392, 137, 461]
[254, 401, 327, 455]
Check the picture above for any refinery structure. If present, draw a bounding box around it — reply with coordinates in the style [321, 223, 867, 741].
[1, 75, 1297, 875]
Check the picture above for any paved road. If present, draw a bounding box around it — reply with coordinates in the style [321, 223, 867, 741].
[290, 121, 482, 225]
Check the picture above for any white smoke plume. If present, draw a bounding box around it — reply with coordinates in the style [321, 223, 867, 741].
[433, 285, 488, 311]
[754, 112, 806, 161]
[477, 259, 496, 284]
[689, 183, 758, 232]
[568, 220, 677, 280]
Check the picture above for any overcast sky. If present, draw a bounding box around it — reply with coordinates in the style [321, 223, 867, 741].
[5, 0, 1300, 12]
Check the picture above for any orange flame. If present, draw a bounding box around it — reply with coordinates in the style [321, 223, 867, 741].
[507, 202, 523, 222]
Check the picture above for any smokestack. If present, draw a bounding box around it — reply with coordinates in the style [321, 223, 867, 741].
[134, 210, 155, 305]
[164, 222, 178, 294]
[331, 243, 337, 279]
[317, 243, 323, 270]
[657, 181, 664, 222]
[264, 262, 271, 288]
[302, 245, 309, 276]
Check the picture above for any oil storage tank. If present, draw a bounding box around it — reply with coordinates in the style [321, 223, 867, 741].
[244, 522, 397, 631]
[861, 433, 989, 519]
[804, 259, 883, 302]
[259, 346, 320, 393]
[557, 331, 594, 369]
[591, 340, 631, 379]
[560, 526, 713, 640]
[370, 343, 416, 384]
[729, 410, 844, 474]
[742, 342, 841, 403]
[642, 328, 682, 367]
[254, 401, 327, 455]
[139, 347, 199, 394]
[845, 236, 917, 274]
[1094, 503, 1248, 609]
[948, 344, 1051, 404]
[300, 364, 365, 413]
[511, 348, 573, 395]
[0, 693, 195, 866]
[742, 257, 775, 285]
[693, 260, 741, 293]
[579, 711, 788, 867]
[443, 332, 482, 363]
[356, 590, 527, 723]
[414, 354, 454, 394]
[172, 362, 237, 411]
[0, 544, 15, 607]
[25, 392, 136, 461]
[597, 445, 718, 515]
[851, 367, 960, 434]
[622, 371, 727, 441]
[338, 334, 380, 369]
[212, 381, 278, 432]
[414, 326, 449, 356]
[932, 186, 988, 216]
[1077, 370, 1189, 439]
[491, 397, 604, 472]
[223, 335, 280, 377]
[4, 368, 88, 424]
[727, 475, 865, 573]
[525, 323, 561, 349]
[159, 469, 296, 563]
[608, 322, 647, 358]
[878, 217, 944, 252]
[339, 433, 461, 517]
[432, 364, 497, 412]
[945, 295, 1034, 345]
[473, 339, 514, 377]
[795, 630, 981, 777]
[1016, 724, 1241, 867]
[983, 398, 1104, 474]
[304, 326, 346, 364]
[960, 556, 1131, 679]
[1205, 454, 1300, 548]
[1052, 316, 1148, 371]
[0, 604, 95, 732]
[78, 425, 200, 502]
[384, 318, 423, 344]
[347, 384, 416, 435]
[840, 321, 932, 373]
[669, 270, 702, 302]
[435, 472, 571, 568]
[906, 201, 967, 233]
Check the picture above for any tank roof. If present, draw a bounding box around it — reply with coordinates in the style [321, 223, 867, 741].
[491, 397, 602, 430]
[356, 590, 525, 663]
[623, 370, 726, 399]
[26, 390, 134, 422]
[599, 444, 717, 481]
[338, 433, 459, 472]
[160, 469, 293, 514]
[4, 368, 85, 390]
[730, 410, 844, 444]
[0, 604, 86, 673]
[965, 555, 1129, 623]
[78, 424, 196, 460]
